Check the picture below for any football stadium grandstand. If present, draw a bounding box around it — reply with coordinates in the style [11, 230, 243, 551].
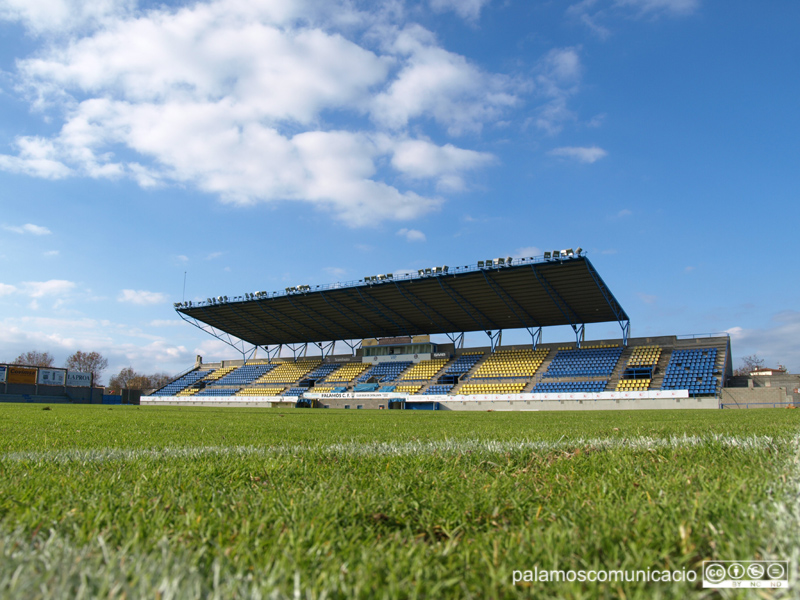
[134, 250, 796, 410]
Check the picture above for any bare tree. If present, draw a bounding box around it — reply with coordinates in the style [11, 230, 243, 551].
[65, 351, 109, 385]
[13, 350, 55, 367]
[107, 367, 139, 393]
[733, 354, 766, 376]
[108, 368, 175, 393]
[149, 372, 174, 390]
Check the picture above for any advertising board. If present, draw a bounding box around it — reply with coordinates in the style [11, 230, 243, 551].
[67, 371, 93, 387]
[8, 366, 37, 384]
[37, 368, 66, 386]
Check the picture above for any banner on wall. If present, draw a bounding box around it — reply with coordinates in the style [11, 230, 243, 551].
[0, 365, 6, 383]
[67, 371, 93, 387]
[38, 368, 66, 386]
[8, 366, 37, 384]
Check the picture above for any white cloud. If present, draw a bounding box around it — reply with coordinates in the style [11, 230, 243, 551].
[637, 292, 657, 305]
[370, 24, 517, 135]
[0, 0, 516, 226]
[0, 137, 73, 179]
[118, 289, 168, 305]
[569, 0, 699, 38]
[615, 0, 698, 17]
[148, 319, 185, 328]
[3, 223, 52, 235]
[0, 283, 17, 296]
[0, 0, 134, 34]
[0, 315, 192, 382]
[389, 138, 494, 191]
[22, 279, 76, 298]
[533, 48, 583, 135]
[205, 252, 223, 260]
[43, 250, 60, 257]
[548, 146, 608, 163]
[726, 311, 800, 372]
[397, 228, 427, 242]
[324, 267, 347, 279]
[512, 246, 543, 259]
[429, 0, 492, 22]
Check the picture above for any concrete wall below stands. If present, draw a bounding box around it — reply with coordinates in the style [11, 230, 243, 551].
[141, 398, 297, 408]
[0, 386, 104, 404]
[143, 394, 717, 410]
[435, 397, 718, 411]
[0, 394, 75, 404]
[317, 398, 390, 409]
[720, 387, 798, 409]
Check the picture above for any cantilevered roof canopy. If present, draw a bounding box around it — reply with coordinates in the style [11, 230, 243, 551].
[176, 255, 629, 347]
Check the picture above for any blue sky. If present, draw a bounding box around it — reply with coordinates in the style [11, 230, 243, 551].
[0, 0, 798, 382]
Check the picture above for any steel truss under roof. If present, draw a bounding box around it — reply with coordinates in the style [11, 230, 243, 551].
[175, 254, 630, 360]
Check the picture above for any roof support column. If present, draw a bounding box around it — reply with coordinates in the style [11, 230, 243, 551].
[342, 339, 362, 356]
[583, 258, 631, 347]
[314, 340, 336, 359]
[531, 327, 542, 350]
[445, 332, 465, 349]
[486, 330, 502, 352]
[177, 311, 258, 362]
[256, 344, 283, 363]
[284, 343, 309, 361]
[529, 265, 585, 348]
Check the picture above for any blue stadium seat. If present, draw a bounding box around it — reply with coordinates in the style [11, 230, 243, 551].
[661, 348, 719, 396]
[151, 369, 213, 396]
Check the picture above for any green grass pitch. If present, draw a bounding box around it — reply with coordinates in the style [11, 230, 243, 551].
[1, 405, 798, 599]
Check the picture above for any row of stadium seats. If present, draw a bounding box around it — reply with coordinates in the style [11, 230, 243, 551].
[357, 361, 413, 383]
[151, 369, 213, 396]
[204, 366, 237, 381]
[254, 360, 321, 384]
[531, 380, 608, 393]
[471, 348, 549, 379]
[617, 379, 651, 391]
[543, 347, 623, 378]
[425, 384, 453, 395]
[326, 362, 370, 382]
[212, 364, 275, 387]
[152, 341, 726, 398]
[305, 363, 341, 380]
[399, 358, 448, 381]
[662, 349, 719, 396]
[237, 387, 285, 396]
[459, 382, 526, 394]
[444, 352, 483, 376]
[616, 345, 662, 391]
